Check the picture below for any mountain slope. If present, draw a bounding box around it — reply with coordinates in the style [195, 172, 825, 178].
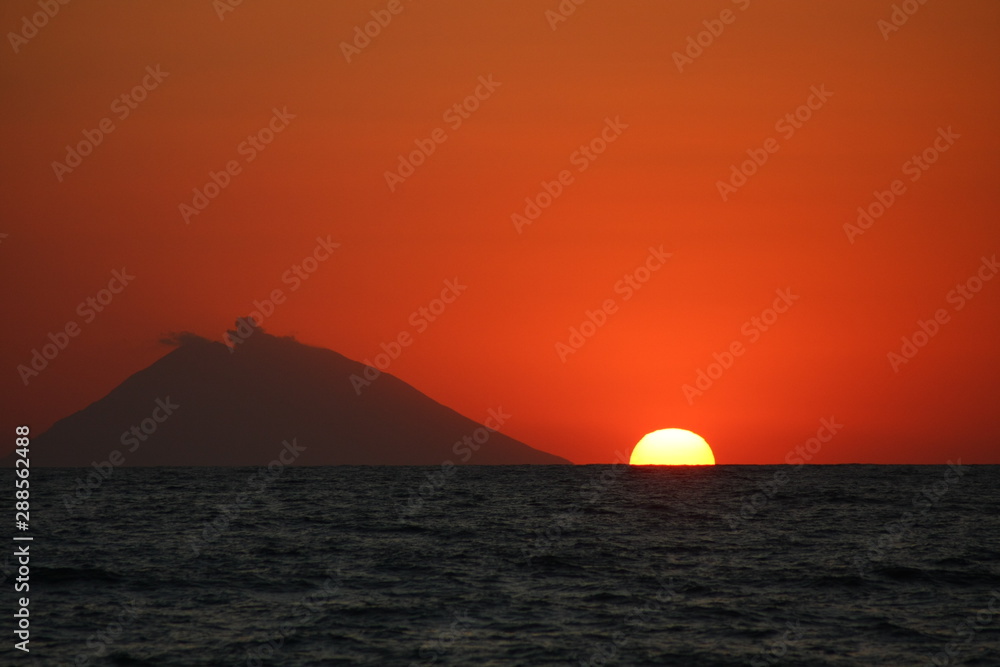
[32, 323, 569, 466]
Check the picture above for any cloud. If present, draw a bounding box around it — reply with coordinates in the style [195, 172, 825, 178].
[159, 331, 210, 347]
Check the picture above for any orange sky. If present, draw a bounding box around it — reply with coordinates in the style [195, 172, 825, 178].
[2, 0, 998, 464]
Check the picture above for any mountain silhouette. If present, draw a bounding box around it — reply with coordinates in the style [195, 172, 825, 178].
[30, 319, 570, 466]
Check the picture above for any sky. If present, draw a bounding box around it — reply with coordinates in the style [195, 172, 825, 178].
[2, 0, 998, 464]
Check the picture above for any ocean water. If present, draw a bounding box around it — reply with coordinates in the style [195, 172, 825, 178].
[17, 464, 1000, 666]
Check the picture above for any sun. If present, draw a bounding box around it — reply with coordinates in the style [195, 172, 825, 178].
[629, 429, 716, 465]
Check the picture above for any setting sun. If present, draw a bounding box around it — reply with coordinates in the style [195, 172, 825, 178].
[629, 429, 716, 466]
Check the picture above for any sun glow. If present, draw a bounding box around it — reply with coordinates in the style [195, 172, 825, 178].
[629, 429, 716, 465]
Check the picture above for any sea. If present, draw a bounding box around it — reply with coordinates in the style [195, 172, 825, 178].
[14, 464, 1000, 666]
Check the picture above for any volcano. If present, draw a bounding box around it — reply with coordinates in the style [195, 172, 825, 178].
[30, 320, 570, 467]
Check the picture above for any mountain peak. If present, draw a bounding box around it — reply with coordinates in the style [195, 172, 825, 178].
[225, 316, 267, 352]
